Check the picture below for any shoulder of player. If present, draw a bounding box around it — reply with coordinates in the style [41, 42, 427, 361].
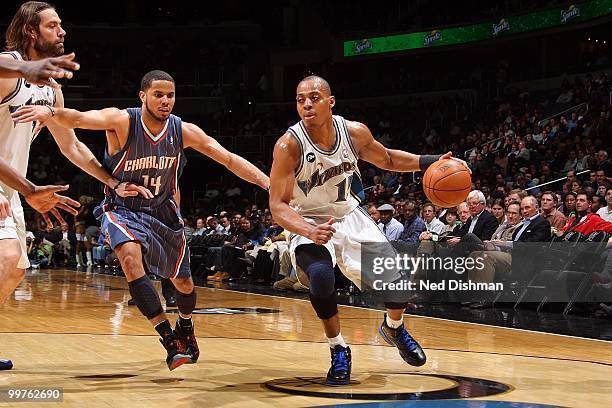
[274, 132, 301, 158]
[181, 121, 206, 137]
[0, 54, 20, 97]
[344, 120, 372, 139]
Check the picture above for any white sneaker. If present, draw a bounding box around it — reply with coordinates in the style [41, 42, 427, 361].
[87, 261, 93, 266]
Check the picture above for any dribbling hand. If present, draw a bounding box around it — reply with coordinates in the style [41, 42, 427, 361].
[0, 194, 12, 220]
[308, 218, 336, 245]
[439, 152, 472, 174]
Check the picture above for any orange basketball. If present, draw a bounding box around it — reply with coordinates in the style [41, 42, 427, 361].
[422, 159, 471, 207]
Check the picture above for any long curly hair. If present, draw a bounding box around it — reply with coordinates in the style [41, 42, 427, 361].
[5, 2, 55, 56]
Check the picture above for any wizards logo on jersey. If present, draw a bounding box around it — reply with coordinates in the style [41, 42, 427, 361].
[298, 161, 357, 196]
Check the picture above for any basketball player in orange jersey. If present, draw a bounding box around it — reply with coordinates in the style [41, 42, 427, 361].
[0, 1, 149, 370]
[269, 75, 466, 384]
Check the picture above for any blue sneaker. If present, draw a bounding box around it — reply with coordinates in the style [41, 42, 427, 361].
[326, 345, 351, 385]
[379, 314, 426, 366]
[0, 358, 13, 370]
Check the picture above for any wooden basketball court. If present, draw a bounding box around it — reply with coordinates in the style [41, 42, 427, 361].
[1, 269, 610, 407]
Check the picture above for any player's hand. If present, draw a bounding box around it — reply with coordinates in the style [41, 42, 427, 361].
[307, 218, 336, 245]
[24, 184, 80, 228]
[0, 194, 12, 220]
[439, 152, 472, 174]
[11, 104, 53, 134]
[19, 53, 80, 88]
[114, 182, 155, 199]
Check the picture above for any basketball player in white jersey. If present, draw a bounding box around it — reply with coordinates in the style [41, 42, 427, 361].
[0, 49, 81, 228]
[270, 76, 464, 384]
[0, 1, 150, 370]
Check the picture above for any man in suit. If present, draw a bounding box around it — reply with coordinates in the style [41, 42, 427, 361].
[443, 190, 499, 255]
[454, 190, 499, 241]
[466, 196, 551, 308]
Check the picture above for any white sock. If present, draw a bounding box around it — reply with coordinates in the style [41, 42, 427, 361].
[76, 253, 84, 265]
[86, 252, 93, 264]
[385, 314, 403, 329]
[327, 333, 347, 348]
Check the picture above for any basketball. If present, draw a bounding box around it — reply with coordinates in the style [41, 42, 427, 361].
[422, 159, 471, 207]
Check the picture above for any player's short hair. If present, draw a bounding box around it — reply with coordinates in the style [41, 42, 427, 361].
[6, 1, 55, 55]
[141, 70, 174, 91]
[299, 75, 332, 95]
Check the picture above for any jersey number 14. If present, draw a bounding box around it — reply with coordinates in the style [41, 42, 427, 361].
[142, 175, 162, 195]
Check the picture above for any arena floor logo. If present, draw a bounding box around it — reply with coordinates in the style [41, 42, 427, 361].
[165, 307, 280, 315]
[265, 372, 512, 401]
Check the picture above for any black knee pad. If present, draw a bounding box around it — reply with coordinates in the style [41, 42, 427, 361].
[296, 244, 335, 296]
[309, 291, 338, 320]
[176, 289, 197, 315]
[128, 275, 163, 319]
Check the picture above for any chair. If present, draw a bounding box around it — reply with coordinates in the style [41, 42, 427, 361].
[514, 231, 609, 315]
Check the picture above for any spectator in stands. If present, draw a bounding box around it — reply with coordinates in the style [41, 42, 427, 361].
[597, 150, 611, 176]
[592, 195, 605, 213]
[442, 208, 460, 234]
[397, 201, 425, 243]
[377, 204, 404, 241]
[367, 204, 381, 223]
[219, 216, 232, 234]
[193, 217, 206, 236]
[559, 192, 612, 237]
[92, 230, 112, 267]
[505, 189, 528, 208]
[183, 217, 195, 242]
[420, 202, 446, 239]
[562, 192, 577, 217]
[229, 213, 243, 235]
[571, 180, 582, 194]
[490, 198, 506, 225]
[51, 223, 75, 266]
[74, 196, 99, 268]
[465, 197, 549, 308]
[540, 191, 567, 230]
[28, 237, 53, 269]
[452, 190, 498, 243]
[596, 169, 610, 189]
[215, 217, 263, 282]
[596, 188, 612, 222]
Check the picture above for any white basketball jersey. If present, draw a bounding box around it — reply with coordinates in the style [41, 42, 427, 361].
[288, 115, 364, 221]
[0, 51, 56, 203]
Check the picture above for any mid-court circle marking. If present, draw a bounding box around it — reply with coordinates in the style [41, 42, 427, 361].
[264, 372, 511, 400]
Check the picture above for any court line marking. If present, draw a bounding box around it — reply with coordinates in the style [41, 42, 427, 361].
[41, 270, 612, 345]
[1, 330, 610, 367]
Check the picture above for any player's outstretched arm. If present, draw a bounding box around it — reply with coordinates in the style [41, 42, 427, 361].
[0, 157, 80, 226]
[269, 134, 336, 245]
[11, 89, 151, 199]
[182, 122, 269, 190]
[0, 53, 80, 88]
[11, 104, 127, 132]
[347, 120, 468, 172]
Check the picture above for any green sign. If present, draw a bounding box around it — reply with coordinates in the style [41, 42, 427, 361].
[344, 0, 612, 57]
